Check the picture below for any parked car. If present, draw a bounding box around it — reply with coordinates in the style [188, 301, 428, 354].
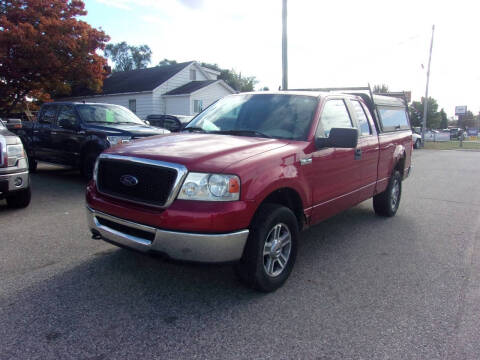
[86, 91, 413, 292]
[146, 114, 194, 132]
[12, 102, 170, 179]
[0, 119, 31, 208]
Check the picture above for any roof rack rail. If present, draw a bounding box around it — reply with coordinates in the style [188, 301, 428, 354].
[290, 86, 370, 92]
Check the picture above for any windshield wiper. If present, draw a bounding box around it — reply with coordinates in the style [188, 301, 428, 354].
[183, 127, 206, 133]
[212, 129, 270, 138]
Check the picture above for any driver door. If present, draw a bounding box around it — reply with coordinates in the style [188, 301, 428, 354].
[308, 98, 361, 224]
[50, 105, 83, 166]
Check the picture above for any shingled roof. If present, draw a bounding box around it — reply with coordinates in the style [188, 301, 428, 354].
[99, 61, 194, 95]
[164, 80, 217, 95]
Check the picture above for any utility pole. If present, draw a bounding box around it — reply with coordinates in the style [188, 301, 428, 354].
[422, 24, 435, 146]
[282, 0, 288, 90]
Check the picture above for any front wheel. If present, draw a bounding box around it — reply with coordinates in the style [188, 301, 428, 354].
[6, 187, 31, 209]
[81, 151, 100, 180]
[414, 139, 421, 149]
[373, 170, 402, 217]
[234, 203, 298, 292]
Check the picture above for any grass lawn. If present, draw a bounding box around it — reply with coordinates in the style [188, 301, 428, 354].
[424, 141, 480, 150]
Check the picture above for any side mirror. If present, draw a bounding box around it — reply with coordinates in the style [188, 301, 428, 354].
[315, 127, 358, 149]
[58, 118, 78, 130]
[5, 118, 22, 130]
[144, 120, 151, 125]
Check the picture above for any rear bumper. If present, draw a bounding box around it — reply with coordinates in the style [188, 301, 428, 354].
[86, 206, 249, 263]
[0, 170, 29, 197]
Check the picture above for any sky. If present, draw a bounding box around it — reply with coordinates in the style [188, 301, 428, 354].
[83, 0, 480, 118]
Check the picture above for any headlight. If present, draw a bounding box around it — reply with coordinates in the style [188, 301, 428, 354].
[178, 173, 240, 201]
[6, 144, 25, 167]
[106, 136, 131, 145]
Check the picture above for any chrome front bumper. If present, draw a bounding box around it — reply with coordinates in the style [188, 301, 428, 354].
[0, 170, 29, 195]
[86, 207, 249, 263]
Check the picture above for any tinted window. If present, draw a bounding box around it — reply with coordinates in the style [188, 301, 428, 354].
[77, 104, 144, 125]
[163, 117, 181, 131]
[57, 105, 78, 128]
[351, 100, 371, 136]
[317, 99, 352, 138]
[40, 106, 57, 124]
[186, 94, 318, 140]
[378, 107, 410, 131]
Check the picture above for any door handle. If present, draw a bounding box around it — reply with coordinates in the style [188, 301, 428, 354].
[51, 131, 58, 135]
[354, 148, 362, 160]
[300, 157, 312, 166]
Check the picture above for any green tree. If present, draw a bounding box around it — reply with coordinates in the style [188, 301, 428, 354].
[104, 42, 152, 72]
[373, 84, 389, 94]
[158, 58, 177, 66]
[439, 108, 448, 129]
[410, 97, 441, 129]
[201, 62, 258, 92]
[459, 110, 475, 129]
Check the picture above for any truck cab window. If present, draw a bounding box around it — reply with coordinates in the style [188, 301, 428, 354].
[350, 100, 371, 136]
[317, 99, 352, 138]
[57, 106, 78, 128]
[40, 106, 57, 124]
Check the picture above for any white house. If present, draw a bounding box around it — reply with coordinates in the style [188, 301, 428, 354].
[63, 61, 236, 119]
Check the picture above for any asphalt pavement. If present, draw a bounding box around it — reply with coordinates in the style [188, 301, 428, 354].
[1, 150, 480, 359]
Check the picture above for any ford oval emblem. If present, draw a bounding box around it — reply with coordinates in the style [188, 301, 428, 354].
[120, 174, 139, 187]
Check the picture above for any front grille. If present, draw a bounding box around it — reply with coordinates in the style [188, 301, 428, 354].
[96, 216, 155, 242]
[97, 158, 178, 207]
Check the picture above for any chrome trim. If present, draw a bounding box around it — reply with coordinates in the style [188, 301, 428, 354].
[87, 207, 250, 263]
[0, 170, 29, 192]
[300, 157, 312, 165]
[96, 153, 189, 209]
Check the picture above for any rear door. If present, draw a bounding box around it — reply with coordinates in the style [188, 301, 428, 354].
[309, 97, 361, 224]
[51, 105, 83, 165]
[346, 99, 379, 202]
[35, 105, 58, 162]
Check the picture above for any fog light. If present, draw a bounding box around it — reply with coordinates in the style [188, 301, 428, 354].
[14, 177, 23, 187]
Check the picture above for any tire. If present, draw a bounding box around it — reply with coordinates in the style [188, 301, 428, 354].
[414, 139, 421, 149]
[27, 155, 37, 172]
[81, 151, 100, 180]
[234, 203, 298, 292]
[373, 170, 402, 217]
[6, 187, 31, 209]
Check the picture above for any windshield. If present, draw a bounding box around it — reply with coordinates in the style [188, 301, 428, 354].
[76, 104, 145, 125]
[185, 94, 318, 140]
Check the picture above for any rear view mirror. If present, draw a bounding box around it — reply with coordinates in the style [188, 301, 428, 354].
[5, 118, 22, 130]
[315, 128, 358, 149]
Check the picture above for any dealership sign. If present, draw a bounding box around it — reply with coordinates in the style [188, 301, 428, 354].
[455, 105, 467, 115]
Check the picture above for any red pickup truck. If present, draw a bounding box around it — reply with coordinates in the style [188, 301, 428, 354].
[86, 90, 412, 291]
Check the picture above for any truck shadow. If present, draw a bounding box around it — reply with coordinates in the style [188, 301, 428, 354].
[0, 202, 417, 359]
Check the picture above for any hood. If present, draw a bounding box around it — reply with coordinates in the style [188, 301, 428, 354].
[86, 123, 169, 137]
[105, 133, 290, 172]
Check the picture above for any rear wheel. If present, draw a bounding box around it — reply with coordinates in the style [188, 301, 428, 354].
[234, 203, 298, 292]
[6, 187, 31, 209]
[373, 170, 402, 217]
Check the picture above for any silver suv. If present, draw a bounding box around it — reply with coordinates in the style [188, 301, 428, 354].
[0, 119, 30, 208]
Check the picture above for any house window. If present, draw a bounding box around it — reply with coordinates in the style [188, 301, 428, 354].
[128, 99, 136, 113]
[193, 100, 203, 113]
[190, 69, 196, 81]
